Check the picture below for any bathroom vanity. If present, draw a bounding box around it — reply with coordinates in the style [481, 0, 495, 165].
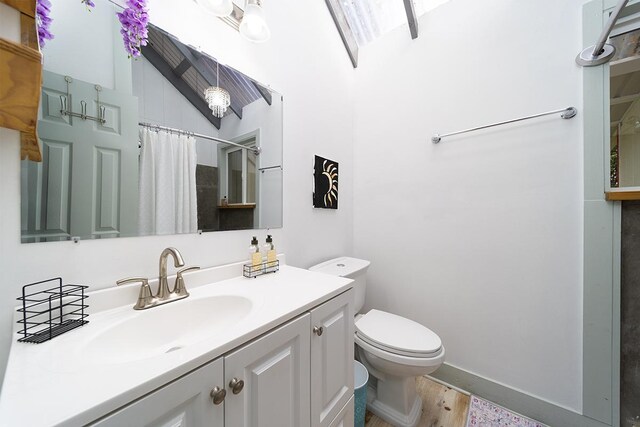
[0, 261, 354, 427]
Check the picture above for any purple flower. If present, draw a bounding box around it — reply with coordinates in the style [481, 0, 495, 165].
[116, 0, 149, 58]
[81, 0, 96, 8]
[36, 0, 54, 48]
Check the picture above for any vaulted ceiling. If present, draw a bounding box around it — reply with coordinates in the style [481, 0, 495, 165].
[325, 0, 418, 68]
[325, 0, 451, 68]
[142, 25, 272, 130]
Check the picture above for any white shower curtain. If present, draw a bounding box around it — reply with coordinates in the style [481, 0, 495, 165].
[138, 128, 198, 235]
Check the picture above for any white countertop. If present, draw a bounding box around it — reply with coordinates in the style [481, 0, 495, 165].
[0, 260, 352, 426]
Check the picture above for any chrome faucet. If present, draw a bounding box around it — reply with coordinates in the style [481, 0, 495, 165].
[117, 247, 200, 310]
[158, 247, 185, 300]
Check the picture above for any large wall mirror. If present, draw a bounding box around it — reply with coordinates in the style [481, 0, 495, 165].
[20, 0, 283, 243]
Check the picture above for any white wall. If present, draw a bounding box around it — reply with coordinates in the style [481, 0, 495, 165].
[43, 1, 127, 91]
[0, 0, 354, 383]
[353, 0, 585, 412]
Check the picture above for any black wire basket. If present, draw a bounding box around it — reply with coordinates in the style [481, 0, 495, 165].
[243, 259, 279, 278]
[16, 278, 89, 344]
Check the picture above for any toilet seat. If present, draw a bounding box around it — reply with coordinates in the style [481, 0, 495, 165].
[355, 310, 442, 357]
[356, 333, 443, 359]
[354, 333, 445, 369]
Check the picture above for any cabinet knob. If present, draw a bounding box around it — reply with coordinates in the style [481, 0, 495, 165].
[313, 326, 324, 336]
[210, 386, 226, 405]
[229, 377, 245, 394]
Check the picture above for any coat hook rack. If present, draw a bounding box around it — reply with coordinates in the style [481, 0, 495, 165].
[59, 76, 106, 125]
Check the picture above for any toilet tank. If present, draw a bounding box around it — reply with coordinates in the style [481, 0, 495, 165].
[309, 257, 370, 313]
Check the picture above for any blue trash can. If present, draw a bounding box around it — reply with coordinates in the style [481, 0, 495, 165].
[354, 360, 369, 427]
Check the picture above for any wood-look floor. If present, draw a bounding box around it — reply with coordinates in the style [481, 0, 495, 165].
[365, 376, 470, 427]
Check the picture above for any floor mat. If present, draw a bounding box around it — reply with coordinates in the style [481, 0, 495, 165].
[466, 395, 547, 427]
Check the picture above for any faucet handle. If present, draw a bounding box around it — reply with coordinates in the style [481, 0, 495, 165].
[174, 266, 200, 297]
[177, 266, 200, 276]
[116, 277, 154, 310]
[116, 277, 149, 287]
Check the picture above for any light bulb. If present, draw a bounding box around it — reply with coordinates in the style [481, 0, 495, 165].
[239, 3, 270, 42]
[197, 0, 233, 17]
[244, 16, 263, 37]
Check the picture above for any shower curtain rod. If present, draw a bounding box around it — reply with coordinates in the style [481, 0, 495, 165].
[138, 122, 262, 155]
[576, 0, 629, 67]
[431, 107, 577, 144]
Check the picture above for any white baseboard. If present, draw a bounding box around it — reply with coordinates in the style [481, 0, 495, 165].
[424, 373, 470, 396]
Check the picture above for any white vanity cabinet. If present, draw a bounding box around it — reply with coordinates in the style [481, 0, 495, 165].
[224, 313, 311, 427]
[87, 289, 354, 427]
[329, 396, 355, 427]
[310, 290, 354, 427]
[91, 357, 225, 427]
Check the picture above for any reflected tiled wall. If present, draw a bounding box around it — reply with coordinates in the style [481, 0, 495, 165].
[196, 164, 254, 232]
[621, 201, 640, 427]
[196, 164, 219, 231]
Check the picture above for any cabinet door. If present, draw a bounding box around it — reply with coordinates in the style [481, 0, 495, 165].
[310, 290, 354, 427]
[224, 313, 311, 427]
[328, 396, 354, 427]
[91, 358, 224, 427]
[23, 71, 139, 243]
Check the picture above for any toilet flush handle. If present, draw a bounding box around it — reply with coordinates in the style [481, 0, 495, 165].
[313, 326, 324, 336]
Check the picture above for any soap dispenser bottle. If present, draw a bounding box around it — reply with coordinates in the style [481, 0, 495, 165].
[263, 235, 277, 268]
[249, 236, 262, 269]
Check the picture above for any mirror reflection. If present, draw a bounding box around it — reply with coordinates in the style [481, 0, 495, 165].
[20, 0, 282, 243]
[610, 30, 640, 189]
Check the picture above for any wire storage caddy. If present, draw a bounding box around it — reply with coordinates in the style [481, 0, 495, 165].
[243, 259, 280, 278]
[17, 278, 89, 344]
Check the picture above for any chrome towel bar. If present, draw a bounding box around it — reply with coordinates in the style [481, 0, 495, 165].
[431, 107, 577, 144]
[258, 165, 282, 173]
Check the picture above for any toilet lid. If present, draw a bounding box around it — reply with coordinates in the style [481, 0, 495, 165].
[355, 310, 442, 356]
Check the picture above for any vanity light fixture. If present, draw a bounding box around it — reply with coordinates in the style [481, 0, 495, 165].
[196, 0, 234, 17]
[204, 61, 231, 118]
[239, 0, 271, 43]
[195, 0, 271, 43]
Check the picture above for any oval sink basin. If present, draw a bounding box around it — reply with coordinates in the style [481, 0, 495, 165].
[80, 295, 253, 364]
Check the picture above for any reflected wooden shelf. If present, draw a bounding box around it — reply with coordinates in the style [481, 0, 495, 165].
[218, 203, 256, 209]
[0, 0, 42, 162]
[605, 191, 640, 201]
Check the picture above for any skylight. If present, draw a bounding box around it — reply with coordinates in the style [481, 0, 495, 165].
[339, 0, 450, 46]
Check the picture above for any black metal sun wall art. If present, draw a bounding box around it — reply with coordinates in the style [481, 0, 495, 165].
[313, 155, 339, 209]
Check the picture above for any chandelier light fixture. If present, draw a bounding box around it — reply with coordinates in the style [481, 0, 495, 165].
[204, 61, 230, 118]
[239, 0, 271, 43]
[196, 0, 233, 17]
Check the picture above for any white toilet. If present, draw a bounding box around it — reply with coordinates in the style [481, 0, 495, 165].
[309, 257, 445, 427]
